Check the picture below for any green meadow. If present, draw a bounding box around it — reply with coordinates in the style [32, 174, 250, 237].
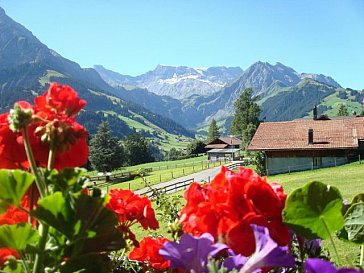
[131, 161, 364, 266]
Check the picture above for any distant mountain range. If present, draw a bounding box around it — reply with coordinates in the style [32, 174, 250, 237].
[94, 65, 243, 99]
[95, 61, 359, 132]
[0, 6, 363, 141]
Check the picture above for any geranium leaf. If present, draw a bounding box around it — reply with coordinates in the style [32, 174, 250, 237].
[60, 254, 109, 273]
[338, 202, 364, 244]
[283, 181, 344, 239]
[0, 170, 34, 213]
[32, 192, 74, 238]
[45, 168, 87, 192]
[0, 223, 38, 250]
[65, 194, 125, 256]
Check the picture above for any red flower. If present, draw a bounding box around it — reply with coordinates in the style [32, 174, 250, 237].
[35, 82, 86, 119]
[0, 248, 18, 266]
[107, 189, 159, 230]
[0, 83, 88, 170]
[129, 236, 170, 271]
[0, 186, 39, 226]
[179, 166, 290, 256]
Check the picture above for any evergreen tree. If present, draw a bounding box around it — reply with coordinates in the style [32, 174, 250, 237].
[88, 122, 124, 172]
[230, 88, 261, 149]
[124, 132, 154, 166]
[186, 140, 206, 156]
[207, 119, 220, 142]
[337, 103, 349, 116]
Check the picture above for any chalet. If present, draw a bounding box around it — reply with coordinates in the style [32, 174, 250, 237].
[205, 136, 242, 161]
[248, 116, 364, 175]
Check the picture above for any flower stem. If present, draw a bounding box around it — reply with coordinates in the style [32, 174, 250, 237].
[360, 245, 364, 267]
[33, 223, 49, 273]
[22, 127, 46, 198]
[320, 217, 341, 265]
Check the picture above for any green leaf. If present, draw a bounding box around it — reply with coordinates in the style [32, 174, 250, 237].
[65, 194, 125, 257]
[0, 223, 38, 250]
[32, 192, 74, 238]
[45, 168, 87, 192]
[338, 202, 364, 244]
[0, 170, 34, 213]
[283, 181, 344, 239]
[60, 254, 109, 273]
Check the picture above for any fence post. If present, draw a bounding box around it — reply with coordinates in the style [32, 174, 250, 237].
[359, 154, 361, 164]
[171, 172, 174, 178]
[128, 183, 130, 190]
[334, 157, 337, 167]
[312, 162, 314, 170]
[183, 168, 185, 175]
[208, 176, 210, 183]
[288, 166, 290, 174]
[159, 174, 162, 182]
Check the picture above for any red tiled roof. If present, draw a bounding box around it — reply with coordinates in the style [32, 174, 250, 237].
[248, 117, 364, 151]
[205, 143, 228, 149]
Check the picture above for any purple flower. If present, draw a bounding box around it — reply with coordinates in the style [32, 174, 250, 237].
[222, 254, 247, 272]
[305, 258, 363, 273]
[159, 233, 229, 273]
[238, 225, 296, 273]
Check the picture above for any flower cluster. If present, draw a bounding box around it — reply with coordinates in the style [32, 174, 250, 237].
[129, 236, 170, 271]
[106, 189, 159, 245]
[0, 82, 88, 170]
[180, 166, 290, 256]
[160, 224, 295, 273]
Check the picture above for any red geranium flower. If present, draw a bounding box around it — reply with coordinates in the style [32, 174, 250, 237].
[107, 189, 159, 230]
[179, 166, 290, 256]
[106, 189, 159, 246]
[129, 236, 170, 271]
[0, 83, 88, 170]
[0, 248, 18, 267]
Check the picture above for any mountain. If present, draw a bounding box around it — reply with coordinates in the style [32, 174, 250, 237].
[94, 64, 243, 99]
[183, 61, 343, 126]
[0, 7, 194, 145]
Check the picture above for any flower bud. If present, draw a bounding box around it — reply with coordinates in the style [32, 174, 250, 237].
[8, 102, 33, 132]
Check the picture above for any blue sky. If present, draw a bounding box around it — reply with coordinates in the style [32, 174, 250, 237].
[0, 0, 363, 89]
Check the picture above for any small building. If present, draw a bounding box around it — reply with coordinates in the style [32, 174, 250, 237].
[248, 116, 364, 175]
[205, 136, 242, 161]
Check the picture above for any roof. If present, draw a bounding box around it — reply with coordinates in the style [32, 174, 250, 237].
[205, 144, 228, 149]
[219, 136, 242, 145]
[206, 136, 242, 146]
[207, 148, 241, 154]
[248, 117, 364, 151]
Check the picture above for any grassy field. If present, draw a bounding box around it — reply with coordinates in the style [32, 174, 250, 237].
[89, 155, 227, 191]
[130, 161, 364, 266]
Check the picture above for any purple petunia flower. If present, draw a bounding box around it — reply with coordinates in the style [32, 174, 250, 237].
[159, 232, 229, 273]
[304, 258, 363, 273]
[238, 225, 296, 273]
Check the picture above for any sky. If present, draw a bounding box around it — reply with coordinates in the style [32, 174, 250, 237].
[0, 0, 363, 89]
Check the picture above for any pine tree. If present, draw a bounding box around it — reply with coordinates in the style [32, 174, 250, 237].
[230, 88, 260, 149]
[124, 132, 154, 166]
[337, 103, 349, 116]
[207, 119, 220, 142]
[88, 122, 124, 172]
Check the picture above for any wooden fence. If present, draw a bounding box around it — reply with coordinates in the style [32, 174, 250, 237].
[140, 178, 194, 197]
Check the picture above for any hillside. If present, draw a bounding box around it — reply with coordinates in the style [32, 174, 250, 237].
[0, 7, 194, 146]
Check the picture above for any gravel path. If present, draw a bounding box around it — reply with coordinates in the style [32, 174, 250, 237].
[135, 161, 243, 196]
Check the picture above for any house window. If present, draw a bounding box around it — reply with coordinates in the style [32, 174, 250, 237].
[313, 157, 322, 166]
